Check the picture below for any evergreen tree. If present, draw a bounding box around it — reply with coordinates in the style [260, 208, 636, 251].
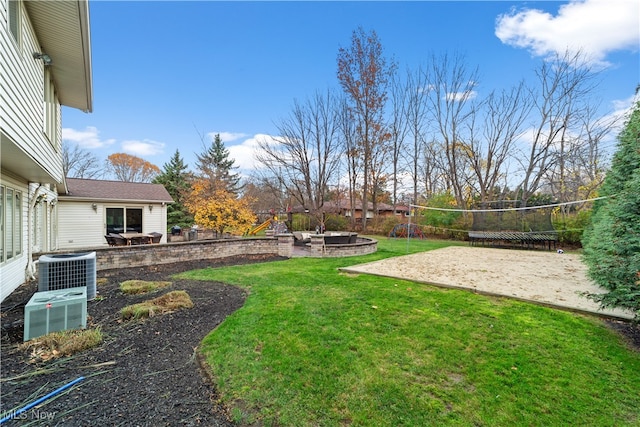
[582, 99, 640, 319]
[153, 150, 194, 229]
[195, 133, 243, 194]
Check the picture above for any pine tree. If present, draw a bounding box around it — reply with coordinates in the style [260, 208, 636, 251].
[153, 150, 194, 229]
[195, 133, 242, 194]
[582, 99, 640, 319]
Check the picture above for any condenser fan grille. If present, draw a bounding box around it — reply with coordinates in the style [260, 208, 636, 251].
[38, 252, 96, 299]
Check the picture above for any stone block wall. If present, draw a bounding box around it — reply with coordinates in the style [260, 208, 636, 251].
[306, 235, 377, 258]
[34, 236, 294, 272]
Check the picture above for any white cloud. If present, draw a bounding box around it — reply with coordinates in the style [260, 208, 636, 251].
[445, 90, 477, 102]
[62, 126, 115, 149]
[206, 131, 248, 143]
[227, 134, 277, 171]
[602, 93, 640, 134]
[495, 0, 639, 67]
[121, 139, 165, 157]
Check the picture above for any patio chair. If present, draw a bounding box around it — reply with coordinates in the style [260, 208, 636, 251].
[105, 235, 116, 246]
[108, 233, 128, 246]
[149, 232, 163, 244]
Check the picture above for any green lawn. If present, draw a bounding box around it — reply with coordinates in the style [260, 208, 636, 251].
[177, 237, 640, 426]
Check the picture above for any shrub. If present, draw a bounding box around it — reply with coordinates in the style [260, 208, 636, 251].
[417, 192, 463, 231]
[379, 216, 402, 236]
[582, 100, 640, 319]
[324, 214, 349, 232]
[552, 210, 592, 247]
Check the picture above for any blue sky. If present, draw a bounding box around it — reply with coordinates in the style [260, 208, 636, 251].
[62, 0, 639, 175]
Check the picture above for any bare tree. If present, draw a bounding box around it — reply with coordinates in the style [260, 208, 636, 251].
[337, 27, 396, 231]
[337, 95, 359, 227]
[62, 141, 102, 179]
[467, 82, 532, 203]
[255, 89, 342, 219]
[514, 50, 596, 206]
[404, 66, 429, 206]
[424, 53, 479, 208]
[543, 102, 619, 212]
[387, 68, 410, 212]
[418, 138, 447, 198]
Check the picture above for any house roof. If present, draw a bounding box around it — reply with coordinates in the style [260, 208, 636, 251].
[25, 0, 93, 112]
[291, 200, 410, 214]
[60, 178, 174, 203]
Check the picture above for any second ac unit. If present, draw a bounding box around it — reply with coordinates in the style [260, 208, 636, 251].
[24, 287, 87, 341]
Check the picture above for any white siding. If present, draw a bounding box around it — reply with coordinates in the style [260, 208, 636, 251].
[57, 201, 106, 249]
[57, 202, 169, 249]
[1, 0, 64, 183]
[0, 174, 29, 302]
[144, 204, 168, 242]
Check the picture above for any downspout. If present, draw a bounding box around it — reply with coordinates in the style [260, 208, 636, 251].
[25, 184, 46, 282]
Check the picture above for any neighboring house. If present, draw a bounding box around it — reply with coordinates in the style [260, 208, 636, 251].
[57, 178, 174, 249]
[0, 0, 92, 302]
[292, 200, 410, 220]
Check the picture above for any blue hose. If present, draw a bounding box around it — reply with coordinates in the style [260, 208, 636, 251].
[0, 376, 84, 424]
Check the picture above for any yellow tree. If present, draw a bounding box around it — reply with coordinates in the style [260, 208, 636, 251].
[185, 179, 256, 236]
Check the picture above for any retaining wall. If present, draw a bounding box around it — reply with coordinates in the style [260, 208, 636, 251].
[34, 235, 293, 272]
[308, 235, 377, 257]
[33, 234, 378, 271]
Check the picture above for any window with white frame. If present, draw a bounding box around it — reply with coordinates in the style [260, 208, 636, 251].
[7, 0, 20, 45]
[1, 185, 22, 263]
[44, 69, 58, 143]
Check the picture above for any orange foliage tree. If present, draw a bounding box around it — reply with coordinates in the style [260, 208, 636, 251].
[184, 179, 256, 236]
[107, 153, 161, 182]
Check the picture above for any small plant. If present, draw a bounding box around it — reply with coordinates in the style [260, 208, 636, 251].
[120, 290, 193, 320]
[120, 280, 171, 295]
[20, 328, 103, 362]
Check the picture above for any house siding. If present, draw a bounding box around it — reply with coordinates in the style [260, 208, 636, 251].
[1, 1, 68, 301]
[1, 0, 63, 183]
[144, 204, 168, 241]
[57, 202, 170, 250]
[57, 201, 106, 249]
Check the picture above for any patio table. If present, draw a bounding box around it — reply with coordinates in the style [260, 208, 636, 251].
[119, 232, 152, 245]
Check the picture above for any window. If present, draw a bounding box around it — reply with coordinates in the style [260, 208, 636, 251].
[7, 0, 20, 44]
[44, 69, 58, 143]
[15, 191, 21, 256]
[106, 207, 143, 234]
[1, 185, 22, 263]
[0, 187, 3, 261]
[6, 188, 14, 260]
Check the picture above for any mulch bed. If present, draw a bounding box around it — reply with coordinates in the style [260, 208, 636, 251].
[1, 254, 286, 426]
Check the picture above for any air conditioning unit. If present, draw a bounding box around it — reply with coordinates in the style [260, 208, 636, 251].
[23, 287, 87, 341]
[38, 251, 96, 300]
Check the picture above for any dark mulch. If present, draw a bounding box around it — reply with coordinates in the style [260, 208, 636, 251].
[1, 254, 286, 426]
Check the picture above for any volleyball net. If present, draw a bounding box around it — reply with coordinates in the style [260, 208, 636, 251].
[397, 197, 608, 247]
